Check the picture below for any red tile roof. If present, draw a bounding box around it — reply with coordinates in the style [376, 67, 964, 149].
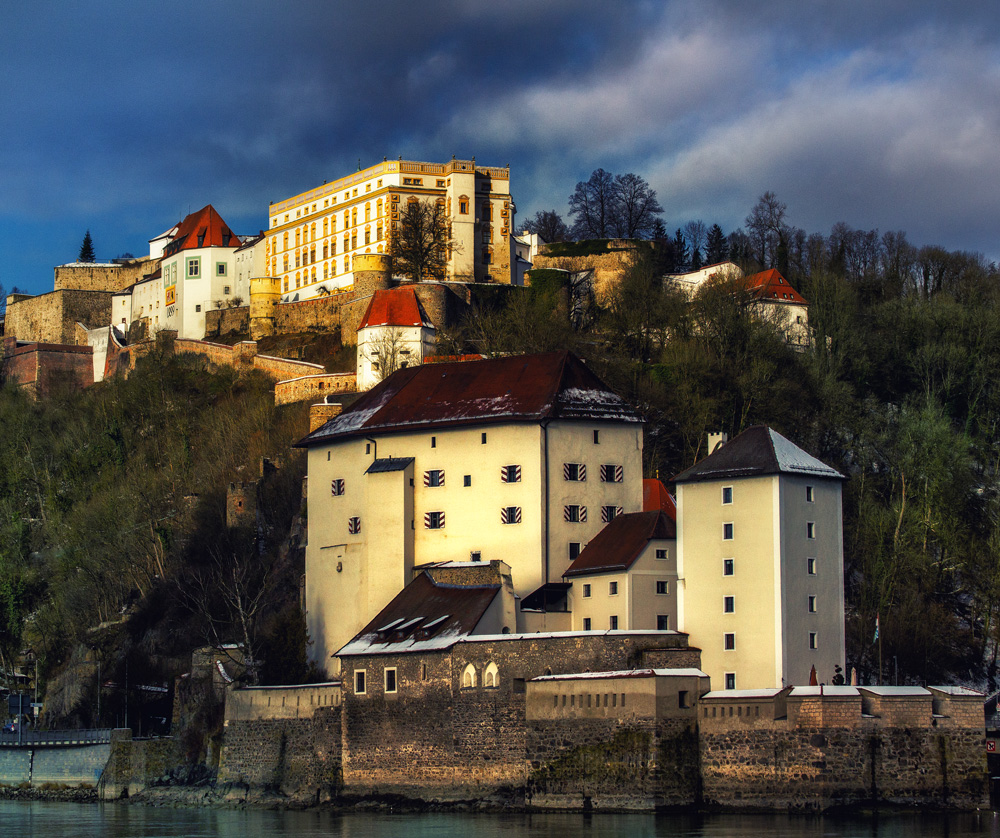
[358, 287, 434, 330]
[743, 269, 808, 305]
[564, 511, 675, 577]
[161, 205, 238, 257]
[642, 479, 676, 519]
[297, 350, 642, 446]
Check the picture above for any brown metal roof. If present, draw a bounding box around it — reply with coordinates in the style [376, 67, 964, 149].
[563, 511, 675, 577]
[297, 350, 641, 446]
[358, 287, 433, 330]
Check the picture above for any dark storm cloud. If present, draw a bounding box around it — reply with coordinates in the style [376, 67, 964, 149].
[2, 1, 999, 292]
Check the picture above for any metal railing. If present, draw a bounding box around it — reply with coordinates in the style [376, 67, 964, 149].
[0, 727, 113, 747]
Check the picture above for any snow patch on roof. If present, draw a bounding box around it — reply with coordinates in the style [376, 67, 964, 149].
[790, 686, 860, 697]
[859, 686, 931, 696]
[768, 428, 843, 478]
[533, 668, 707, 681]
[702, 689, 785, 699]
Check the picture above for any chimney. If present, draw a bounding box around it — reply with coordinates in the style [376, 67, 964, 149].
[310, 402, 343, 433]
[707, 431, 728, 455]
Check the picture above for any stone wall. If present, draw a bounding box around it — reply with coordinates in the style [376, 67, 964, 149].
[274, 373, 357, 406]
[0, 740, 112, 789]
[274, 293, 347, 335]
[2, 339, 94, 398]
[54, 258, 154, 293]
[204, 306, 250, 339]
[532, 245, 643, 304]
[5, 289, 115, 344]
[254, 353, 325, 381]
[99, 735, 181, 800]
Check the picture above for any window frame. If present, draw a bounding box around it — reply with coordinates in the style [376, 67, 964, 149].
[724, 633, 736, 650]
[723, 522, 734, 540]
[582, 583, 591, 598]
[384, 667, 397, 694]
[807, 557, 817, 575]
[723, 558, 734, 576]
[354, 669, 367, 695]
[609, 581, 618, 596]
[425, 511, 445, 530]
[722, 486, 733, 504]
[656, 580, 669, 595]
[724, 595, 735, 613]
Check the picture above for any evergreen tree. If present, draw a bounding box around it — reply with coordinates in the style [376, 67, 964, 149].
[78, 230, 95, 263]
[705, 224, 728, 264]
[672, 229, 689, 271]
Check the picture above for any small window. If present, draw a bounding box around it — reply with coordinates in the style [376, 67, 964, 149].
[464, 475, 472, 487]
[807, 522, 816, 539]
[656, 580, 669, 595]
[424, 469, 444, 487]
[459, 200, 468, 214]
[807, 557, 817, 575]
[501, 506, 521, 525]
[724, 633, 736, 650]
[420, 663, 428, 681]
[724, 596, 735, 613]
[806, 485, 814, 503]
[678, 689, 688, 708]
[223, 285, 231, 294]
[725, 673, 736, 690]
[609, 581, 618, 596]
[656, 548, 668, 560]
[425, 511, 445, 529]
[723, 522, 734, 540]
[348, 516, 361, 535]
[195, 304, 202, 312]
[354, 670, 367, 695]
[600, 464, 623, 483]
[657, 615, 670, 631]
[484, 662, 499, 688]
[187, 257, 200, 278]
[384, 668, 397, 694]
[461, 664, 476, 688]
[569, 542, 581, 560]
[501, 465, 521, 483]
[481, 432, 487, 444]
[809, 632, 818, 650]
[583, 617, 592, 631]
[609, 616, 618, 630]
[564, 505, 586, 523]
[331, 478, 345, 496]
[582, 584, 591, 598]
[470, 550, 482, 562]
[563, 463, 586, 481]
[431, 436, 436, 448]
[808, 595, 817, 613]
[593, 429, 600, 444]
[217, 263, 227, 277]
[601, 505, 622, 523]
[722, 486, 733, 504]
[723, 558, 734, 576]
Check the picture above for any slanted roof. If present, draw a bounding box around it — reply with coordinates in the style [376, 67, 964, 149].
[162, 205, 238, 257]
[365, 457, 414, 474]
[337, 572, 501, 657]
[296, 350, 641, 447]
[358, 287, 434, 330]
[642, 478, 676, 520]
[744, 269, 808, 305]
[673, 425, 843, 484]
[564, 511, 675, 577]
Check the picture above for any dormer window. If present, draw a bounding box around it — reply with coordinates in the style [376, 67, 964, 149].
[222, 230, 231, 247]
[197, 227, 206, 247]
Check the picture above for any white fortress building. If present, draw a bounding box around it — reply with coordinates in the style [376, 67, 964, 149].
[265, 158, 517, 301]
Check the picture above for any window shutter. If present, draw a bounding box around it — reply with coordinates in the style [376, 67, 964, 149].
[580, 506, 587, 523]
[563, 463, 572, 481]
[579, 464, 586, 482]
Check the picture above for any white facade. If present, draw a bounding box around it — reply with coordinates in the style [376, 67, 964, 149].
[356, 323, 435, 391]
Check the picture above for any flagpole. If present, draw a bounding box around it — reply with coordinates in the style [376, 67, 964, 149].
[878, 616, 883, 686]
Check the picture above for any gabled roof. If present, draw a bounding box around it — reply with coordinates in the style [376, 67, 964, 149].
[744, 269, 808, 305]
[161, 205, 238, 257]
[642, 478, 676, 520]
[296, 350, 641, 446]
[564, 511, 675, 577]
[358, 287, 434, 330]
[673, 425, 843, 484]
[337, 571, 501, 657]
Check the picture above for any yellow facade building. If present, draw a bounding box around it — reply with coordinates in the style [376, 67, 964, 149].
[266, 158, 517, 300]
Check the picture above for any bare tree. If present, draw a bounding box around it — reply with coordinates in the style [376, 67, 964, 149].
[523, 210, 569, 243]
[745, 191, 788, 268]
[568, 168, 617, 239]
[611, 173, 664, 239]
[569, 169, 664, 240]
[363, 326, 409, 383]
[389, 199, 455, 282]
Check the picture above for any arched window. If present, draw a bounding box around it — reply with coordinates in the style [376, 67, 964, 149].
[377, 199, 383, 217]
[484, 662, 499, 688]
[365, 203, 371, 222]
[462, 664, 477, 689]
[311, 223, 317, 240]
[323, 218, 328, 235]
[331, 216, 337, 233]
[295, 228, 301, 246]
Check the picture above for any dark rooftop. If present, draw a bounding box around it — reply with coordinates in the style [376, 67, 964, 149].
[564, 511, 675, 577]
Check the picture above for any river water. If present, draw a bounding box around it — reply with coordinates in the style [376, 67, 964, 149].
[2, 803, 1000, 838]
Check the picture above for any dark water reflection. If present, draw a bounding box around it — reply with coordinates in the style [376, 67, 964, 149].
[2, 803, 999, 838]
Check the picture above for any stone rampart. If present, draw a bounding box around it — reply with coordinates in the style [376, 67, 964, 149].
[5, 289, 114, 344]
[532, 245, 643, 304]
[99, 735, 181, 800]
[274, 373, 356, 406]
[253, 354, 325, 381]
[204, 306, 250, 338]
[2, 339, 94, 398]
[54, 258, 154, 293]
[274, 292, 347, 335]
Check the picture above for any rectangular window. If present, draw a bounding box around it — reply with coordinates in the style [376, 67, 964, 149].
[425, 511, 445, 529]
[807, 557, 817, 575]
[723, 522, 734, 540]
[501, 506, 521, 525]
[459, 200, 468, 213]
[569, 542, 581, 560]
[609, 616, 618, 630]
[583, 617, 592, 631]
[656, 548, 668, 560]
[481, 432, 487, 444]
[501, 464, 521, 483]
[609, 581, 618, 596]
[424, 469, 444, 487]
[223, 285, 231, 295]
[724, 633, 736, 650]
[656, 580, 669, 595]
[600, 463, 623, 483]
[384, 668, 397, 694]
[724, 596, 735, 613]
[217, 263, 227, 276]
[806, 485, 814, 502]
[470, 550, 481, 562]
[809, 632, 818, 650]
[722, 486, 733, 504]
[601, 505, 623, 523]
[195, 304, 202, 312]
[808, 595, 817, 613]
[725, 673, 736, 690]
[807, 522, 816, 539]
[723, 558, 734, 576]
[186, 257, 200, 278]
[348, 516, 361, 535]
[431, 436, 436, 448]
[657, 615, 670, 631]
[354, 670, 366, 695]
[331, 478, 345, 496]
[464, 475, 472, 487]
[563, 462, 586, 481]
[564, 505, 587, 523]
[582, 584, 591, 598]
[593, 430, 600, 444]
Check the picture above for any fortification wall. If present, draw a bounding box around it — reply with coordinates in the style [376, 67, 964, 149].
[532, 246, 642, 304]
[205, 306, 250, 338]
[54, 258, 154, 293]
[99, 736, 181, 800]
[274, 293, 346, 335]
[3, 340, 94, 398]
[5, 289, 114, 344]
[274, 373, 356, 406]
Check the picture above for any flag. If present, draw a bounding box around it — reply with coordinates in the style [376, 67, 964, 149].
[873, 613, 880, 644]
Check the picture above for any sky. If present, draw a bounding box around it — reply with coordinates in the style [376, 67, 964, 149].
[2, 1, 998, 295]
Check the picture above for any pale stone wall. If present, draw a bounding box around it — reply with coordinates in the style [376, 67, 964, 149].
[274, 372, 356, 406]
[532, 245, 644, 303]
[6, 289, 115, 344]
[54, 257, 155, 293]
